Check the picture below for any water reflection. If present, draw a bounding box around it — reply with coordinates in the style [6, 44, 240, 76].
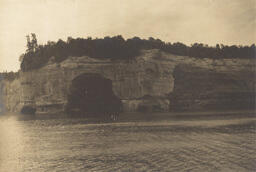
[0, 114, 255, 171]
[0, 116, 25, 171]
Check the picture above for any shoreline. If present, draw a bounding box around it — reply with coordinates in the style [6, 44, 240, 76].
[1, 110, 255, 122]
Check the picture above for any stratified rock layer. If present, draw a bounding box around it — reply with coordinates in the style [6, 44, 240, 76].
[1, 49, 255, 114]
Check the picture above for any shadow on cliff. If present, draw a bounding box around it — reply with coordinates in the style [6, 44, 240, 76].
[65, 73, 122, 120]
[169, 64, 256, 112]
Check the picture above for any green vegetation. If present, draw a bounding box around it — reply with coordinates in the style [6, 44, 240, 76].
[21, 34, 255, 72]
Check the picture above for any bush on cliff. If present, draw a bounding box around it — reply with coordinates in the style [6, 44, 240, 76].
[20, 34, 256, 71]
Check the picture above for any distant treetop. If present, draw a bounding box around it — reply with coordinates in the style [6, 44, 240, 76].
[0, 71, 19, 81]
[20, 34, 255, 71]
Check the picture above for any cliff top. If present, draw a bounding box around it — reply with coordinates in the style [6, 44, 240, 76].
[20, 35, 255, 72]
[37, 49, 255, 73]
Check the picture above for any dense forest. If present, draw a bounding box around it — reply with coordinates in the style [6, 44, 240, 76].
[20, 34, 255, 71]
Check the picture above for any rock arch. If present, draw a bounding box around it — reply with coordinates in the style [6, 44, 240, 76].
[66, 73, 122, 118]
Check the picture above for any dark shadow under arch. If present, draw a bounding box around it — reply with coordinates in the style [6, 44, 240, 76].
[66, 73, 122, 118]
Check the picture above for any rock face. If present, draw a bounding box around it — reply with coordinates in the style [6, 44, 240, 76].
[170, 64, 255, 111]
[1, 49, 255, 114]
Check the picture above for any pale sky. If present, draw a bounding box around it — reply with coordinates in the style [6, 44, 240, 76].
[0, 0, 255, 72]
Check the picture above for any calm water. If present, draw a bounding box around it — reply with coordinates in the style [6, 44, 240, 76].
[0, 114, 255, 172]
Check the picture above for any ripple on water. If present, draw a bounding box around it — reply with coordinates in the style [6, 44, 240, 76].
[0, 115, 255, 171]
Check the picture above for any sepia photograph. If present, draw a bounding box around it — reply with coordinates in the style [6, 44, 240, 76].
[0, 0, 255, 171]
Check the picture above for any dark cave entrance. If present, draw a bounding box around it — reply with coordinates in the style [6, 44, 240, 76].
[66, 73, 122, 118]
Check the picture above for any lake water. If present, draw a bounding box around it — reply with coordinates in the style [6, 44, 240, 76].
[0, 113, 255, 172]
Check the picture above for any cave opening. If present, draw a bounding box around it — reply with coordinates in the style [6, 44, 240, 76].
[66, 73, 122, 118]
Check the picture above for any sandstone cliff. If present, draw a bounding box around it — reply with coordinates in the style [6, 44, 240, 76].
[1, 49, 255, 114]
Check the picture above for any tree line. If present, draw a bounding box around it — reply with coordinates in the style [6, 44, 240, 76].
[20, 34, 255, 71]
[0, 71, 19, 81]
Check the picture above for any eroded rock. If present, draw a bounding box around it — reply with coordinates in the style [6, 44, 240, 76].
[1, 49, 255, 114]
